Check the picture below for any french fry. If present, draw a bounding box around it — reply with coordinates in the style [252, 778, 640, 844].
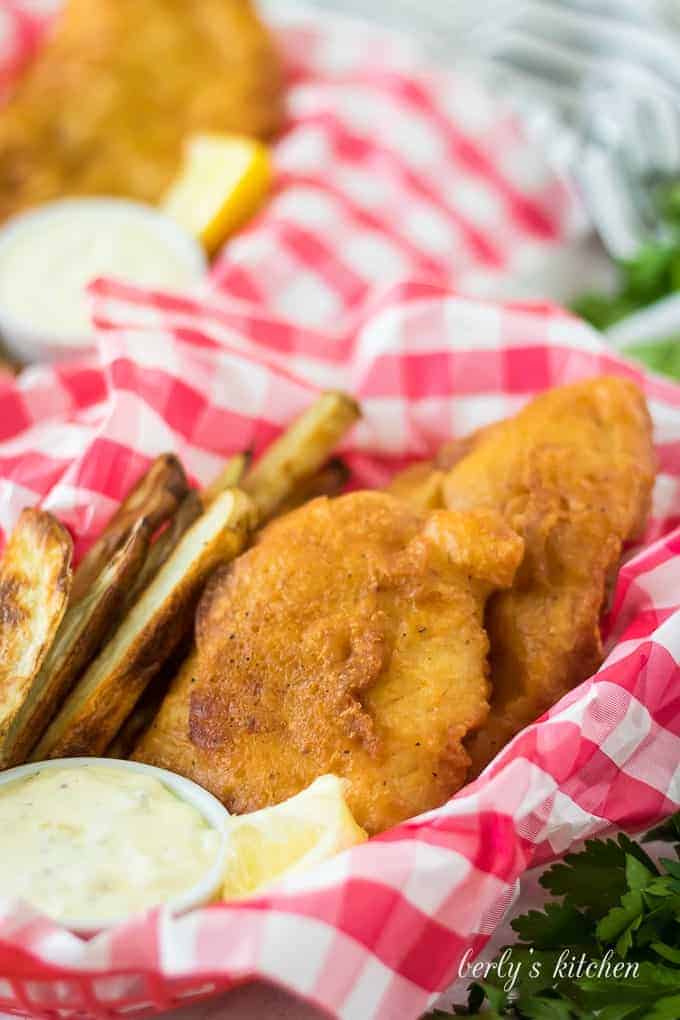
[122, 491, 202, 613]
[274, 458, 350, 516]
[202, 451, 251, 507]
[32, 489, 255, 761]
[0, 509, 72, 749]
[70, 453, 189, 604]
[2, 518, 150, 767]
[242, 392, 359, 522]
[105, 643, 186, 759]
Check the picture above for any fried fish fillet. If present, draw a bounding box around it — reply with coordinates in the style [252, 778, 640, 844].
[0, 0, 283, 219]
[442, 376, 656, 776]
[386, 460, 445, 510]
[135, 491, 523, 834]
[0, 509, 72, 751]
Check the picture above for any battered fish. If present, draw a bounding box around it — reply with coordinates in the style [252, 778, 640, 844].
[0, 0, 283, 219]
[135, 491, 523, 834]
[442, 377, 655, 775]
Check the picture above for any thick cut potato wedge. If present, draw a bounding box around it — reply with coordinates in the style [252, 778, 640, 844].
[71, 453, 188, 603]
[242, 392, 359, 522]
[386, 461, 445, 510]
[0, 509, 72, 747]
[105, 640, 191, 759]
[122, 491, 202, 613]
[202, 451, 251, 507]
[2, 519, 150, 767]
[32, 489, 255, 760]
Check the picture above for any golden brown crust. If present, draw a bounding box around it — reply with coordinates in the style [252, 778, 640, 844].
[137, 491, 523, 834]
[0, 0, 284, 219]
[386, 461, 444, 510]
[442, 376, 656, 775]
[0, 509, 73, 746]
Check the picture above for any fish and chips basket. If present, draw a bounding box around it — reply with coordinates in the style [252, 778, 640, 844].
[1, 5, 680, 1019]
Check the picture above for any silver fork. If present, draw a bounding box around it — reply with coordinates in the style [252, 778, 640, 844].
[298, 0, 680, 259]
[466, 0, 680, 257]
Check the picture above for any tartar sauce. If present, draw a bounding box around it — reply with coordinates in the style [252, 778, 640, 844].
[0, 766, 220, 924]
[0, 198, 206, 357]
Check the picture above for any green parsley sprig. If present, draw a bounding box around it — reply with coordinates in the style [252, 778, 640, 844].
[571, 183, 680, 381]
[431, 812, 680, 1019]
[571, 245, 680, 334]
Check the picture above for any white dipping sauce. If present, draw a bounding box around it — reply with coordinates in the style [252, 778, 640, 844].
[0, 765, 220, 924]
[0, 198, 206, 358]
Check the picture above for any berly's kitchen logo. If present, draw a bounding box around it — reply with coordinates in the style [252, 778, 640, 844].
[458, 947, 640, 994]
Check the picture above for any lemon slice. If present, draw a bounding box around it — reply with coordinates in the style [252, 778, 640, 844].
[162, 133, 271, 254]
[222, 775, 367, 899]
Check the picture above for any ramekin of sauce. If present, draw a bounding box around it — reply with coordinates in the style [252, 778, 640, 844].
[0, 198, 207, 363]
[0, 758, 230, 933]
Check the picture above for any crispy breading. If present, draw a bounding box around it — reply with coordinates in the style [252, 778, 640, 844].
[386, 460, 444, 510]
[136, 492, 523, 834]
[32, 488, 255, 761]
[0, 0, 283, 219]
[385, 433, 497, 511]
[71, 453, 188, 603]
[0, 509, 72, 748]
[2, 518, 150, 767]
[442, 377, 656, 776]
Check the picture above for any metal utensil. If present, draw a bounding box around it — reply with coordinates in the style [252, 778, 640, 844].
[299, 0, 680, 259]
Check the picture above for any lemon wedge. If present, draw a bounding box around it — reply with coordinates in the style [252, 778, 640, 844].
[222, 775, 367, 899]
[162, 133, 271, 254]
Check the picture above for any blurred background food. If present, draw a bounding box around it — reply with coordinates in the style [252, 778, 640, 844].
[0, 0, 278, 362]
[0, 0, 282, 218]
[2, 0, 680, 377]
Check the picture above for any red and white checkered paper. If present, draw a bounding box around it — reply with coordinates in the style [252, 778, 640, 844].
[1, 5, 680, 1020]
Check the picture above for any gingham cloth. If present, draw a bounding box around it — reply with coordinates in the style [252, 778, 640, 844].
[1, 5, 680, 1020]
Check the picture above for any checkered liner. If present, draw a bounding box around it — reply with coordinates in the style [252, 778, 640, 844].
[1, 6, 680, 1020]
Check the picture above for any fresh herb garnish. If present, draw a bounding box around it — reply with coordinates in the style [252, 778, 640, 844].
[571, 244, 680, 334]
[430, 813, 680, 1019]
[571, 183, 680, 380]
[620, 338, 680, 380]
